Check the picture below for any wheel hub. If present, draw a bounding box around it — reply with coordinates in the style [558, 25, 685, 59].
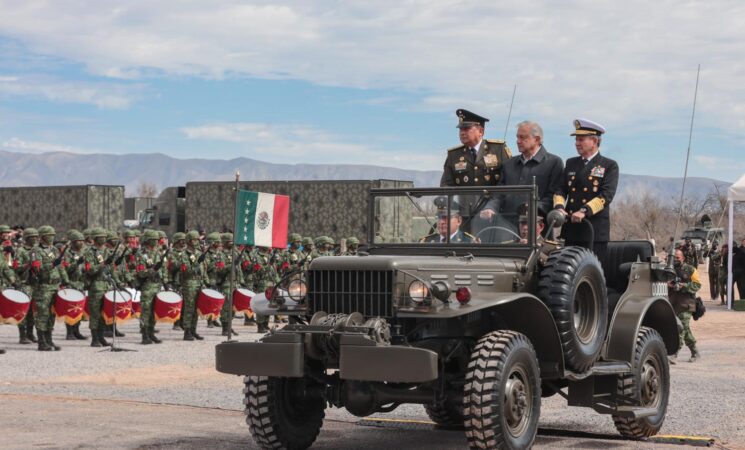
[641, 359, 660, 406]
[504, 368, 531, 436]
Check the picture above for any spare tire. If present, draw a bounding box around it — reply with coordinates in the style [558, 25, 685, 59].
[538, 247, 608, 373]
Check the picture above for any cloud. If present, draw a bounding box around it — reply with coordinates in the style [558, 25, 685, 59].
[693, 155, 745, 171]
[0, 1, 743, 131]
[1, 137, 93, 154]
[181, 122, 442, 168]
[0, 74, 140, 109]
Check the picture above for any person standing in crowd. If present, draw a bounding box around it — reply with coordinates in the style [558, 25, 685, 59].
[13, 228, 38, 345]
[134, 230, 167, 345]
[681, 238, 699, 267]
[734, 239, 745, 300]
[82, 228, 112, 347]
[253, 246, 279, 333]
[218, 232, 240, 336]
[202, 232, 226, 329]
[669, 248, 702, 363]
[31, 226, 69, 351]
[554, 118, 619, 262]
[62, 229, 88, 340]
[0, 231, 18, 354]
[342, 237, 360, 255]
[705, 242, 721, 301]
[176, 230, 205, 341]
[719, 242, 730, 304]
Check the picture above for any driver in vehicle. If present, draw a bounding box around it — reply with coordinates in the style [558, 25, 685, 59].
[420, 209, 477, 244]
[518, 211, 545, 244]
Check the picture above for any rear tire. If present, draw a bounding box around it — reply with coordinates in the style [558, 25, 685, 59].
[538, 247, 608, 372]
[613, 326, 670, 438]
[464, 330, 541, 450]
[244, 375, 326, 450]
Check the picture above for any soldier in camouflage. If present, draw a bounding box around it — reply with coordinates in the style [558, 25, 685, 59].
[30, 225, 69, 351]
[681, 238, 698, 267]
[62, 229, 88, 340]
[169, 232, 186, 330]
[238, 244, 257, 325]
[668, 248, 702, 363]
[102, 230, 126, 338]
[299, 237, 314, 270]
[0, 231, 18, 354]
[705, 242, 721, 301]
[253, 246, 280, 333]
[218, 232, 241, 336]
[281, 233, 303, 272]
[134, 230, 167, 345]
[342, 237, 360, 255]
[175, 230, 206, 341]
[81, 227, 113, 347]
[13, 228, 39, 344]
[202, 232, 226, 329]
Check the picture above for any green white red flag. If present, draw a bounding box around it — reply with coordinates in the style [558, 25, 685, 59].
[234, 190, 289, 248]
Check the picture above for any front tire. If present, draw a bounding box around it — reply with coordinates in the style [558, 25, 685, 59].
[244, 375, 326, 450]
[613, 327, 670, 438]
[464, 331, 541, 450]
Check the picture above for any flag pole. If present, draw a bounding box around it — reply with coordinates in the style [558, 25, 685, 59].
[226, 170, 240, 342]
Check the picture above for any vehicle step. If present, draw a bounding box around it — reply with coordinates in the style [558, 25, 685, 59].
[565, 361, 632, 380]
[612, 406, 659, 419]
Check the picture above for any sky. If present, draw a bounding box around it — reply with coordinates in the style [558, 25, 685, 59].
[0, 1, 742, 182]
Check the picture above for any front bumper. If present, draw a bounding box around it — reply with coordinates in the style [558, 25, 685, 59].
[215, 331, 438, 383]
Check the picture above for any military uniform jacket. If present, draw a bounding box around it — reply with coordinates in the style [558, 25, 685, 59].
[554, 153, 619, 242]
[669, 263, 701, 314]
[440, 139, 512, 187]
[420, 229, 474, 243]
[253, 251, 280, 291]
[0, 254, 17, 287]
[173, 247, 204, 286]
[203, 248, 228, 288]
[62, 249, 87, 290]
[133, 246, 167, 288]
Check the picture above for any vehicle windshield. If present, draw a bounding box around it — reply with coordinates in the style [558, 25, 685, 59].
[681, 229, 707, 240]
[371, 187, 536, 246]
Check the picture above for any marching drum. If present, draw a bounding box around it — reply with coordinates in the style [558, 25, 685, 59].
[197, 288, 224, 320]
[154, 291, 183, 323]
[0, 289, 31, 325]
[125, 288, 142, 318]
[232, 288, 254, 316]
[102, 290, 133, 326]
[54, 289, 87, 325]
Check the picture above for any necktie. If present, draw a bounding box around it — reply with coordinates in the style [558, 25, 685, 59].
[582, 158, 589, 165]
[470, 147, 477, 160]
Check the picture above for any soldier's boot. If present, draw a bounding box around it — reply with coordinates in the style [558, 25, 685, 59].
[98, 330, 112, 347]
[173, 318, 183, 330]
[0, 348, 5, 354]
[46, 330, 61, 351]
[66, 324, 76, 340]
[140, 328, 153, 345]
[26, 325, 37, 343]
[149, 326, 162, 344]
[90, 330, 102, 348]
[102, 326, 113, 338]
[18, 325, 31, 344]
[221, 322, 229, 336]
[689, 347, 700, 363]
[152, 327, 160, 334]
[114, 327, 125, 337]
[244, 315, 255, 325]
[37, 328, 52, 351]
[257, 322, 269, 333]
[73, 323, 87, 340]
[192, 328, 204, 340]
[183, 329, 195, 341]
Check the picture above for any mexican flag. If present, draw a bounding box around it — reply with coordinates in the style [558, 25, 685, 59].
[234, 190, 289, 248]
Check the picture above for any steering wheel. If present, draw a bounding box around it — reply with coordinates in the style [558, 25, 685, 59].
[475, 226, 521, 241]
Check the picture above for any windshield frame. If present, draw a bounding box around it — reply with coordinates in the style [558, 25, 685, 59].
[367, 185, 538, 257]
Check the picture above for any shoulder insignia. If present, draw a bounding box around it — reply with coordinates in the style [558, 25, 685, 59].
[447, 145, 464, 152]
[485, 139, 505, 144]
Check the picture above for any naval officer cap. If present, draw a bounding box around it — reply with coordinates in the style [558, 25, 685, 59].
[456, 109, 489, 128]
[571, 118, 606, 136]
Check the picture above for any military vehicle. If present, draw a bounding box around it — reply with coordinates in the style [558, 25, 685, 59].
[216, 185, 679, 450]
[124, 186, 186, 236]
[0, 185, 124, 232]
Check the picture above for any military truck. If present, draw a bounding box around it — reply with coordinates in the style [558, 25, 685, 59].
[216, 185, 679, 449]
[0, 184, 124, 232]
[679, 216, 724, 265]
[125, 186, 186, 235]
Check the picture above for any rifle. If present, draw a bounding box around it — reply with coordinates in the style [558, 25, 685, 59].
[105, 242, 122, 265]
[53, 245, 68, 267]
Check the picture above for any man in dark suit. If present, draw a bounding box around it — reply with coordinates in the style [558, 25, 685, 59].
[420, 209, 476, 244]
[553, 118, 619, 262]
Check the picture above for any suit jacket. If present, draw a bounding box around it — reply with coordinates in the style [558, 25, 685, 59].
[496, 145, 564, 214]
[554, 153, 619, 242]
[440, 139, 512, 187]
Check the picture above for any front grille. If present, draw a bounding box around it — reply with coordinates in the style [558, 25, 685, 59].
[307, 270, 394, 317]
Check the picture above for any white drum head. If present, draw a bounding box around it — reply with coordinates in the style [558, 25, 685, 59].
[104, 290, 131, 303]
[156, 291, 182, 304]
[2, 289, 30, 304]
[57, 289, 85, 302]
[125, 288, 141, 303]
[201, 288, 224, 300]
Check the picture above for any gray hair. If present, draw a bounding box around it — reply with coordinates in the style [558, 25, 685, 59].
[516, 120, 544, 140]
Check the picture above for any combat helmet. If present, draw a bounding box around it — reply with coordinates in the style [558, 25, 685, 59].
[186, 230, 200, 241]
[143, 229, 160, 243]
[301, 237, 314, 247]
[206, 232, 221, 244]
[172, 232, 186, 242]
[38, 225, 56, 236]
[67, 229, 84, 242]
[347, 237, 360, 246]
[91, 227, 108, 238]
[288, 233, 302, 244]
[221, 232, 233, 243]
[0, 224, 11, 233]
[24, 227, 39, 238]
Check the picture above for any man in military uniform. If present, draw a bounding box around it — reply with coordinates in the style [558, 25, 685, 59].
[342, 237, 360, 255]
[299, 237, 314, 270]
[669, 249, 702, 363]
[62, 229, 88, 340]
[169, 232, 186, 330]
[102, 230, 126, 338]
[705, 242, 721, 301]
[218, 232, 241, 336]
[175, 230, 205, 341]
[719, 243, 730, 305]
[253, 246, 280, 333]
[202, 232, 226, 328]
[281, 233, 303, 271]
[13, 228, 39, 344]
[134, 230, 167, 344]
[81, 228, 113, 347]
[0, 231, 19, 354]
[30, 226, 69, 351]
[681, 238, 698, 267]
[421, 210, 475, 243]
[553, 118, 619, 262]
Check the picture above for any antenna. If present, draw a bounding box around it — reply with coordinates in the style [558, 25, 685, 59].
[502, 84, 517, 141]
[669, 65, 701, 265]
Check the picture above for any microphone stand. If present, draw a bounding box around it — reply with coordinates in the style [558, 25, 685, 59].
[101, 267, 136, 353]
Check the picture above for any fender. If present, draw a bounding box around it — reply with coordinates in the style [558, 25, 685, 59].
[604, 294, 679, 363]
[401, 293, 565, 378]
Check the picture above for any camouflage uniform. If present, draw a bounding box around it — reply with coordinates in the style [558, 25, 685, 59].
[61, 230, 88, 340]
[681, 242, 698, 267]
[669, 261, 702, 361]
[81, 228, 113, 347]
[202, 233, 227, 329]
[706, 245, 721, 301]
[253, 247, 280, 333]
[0, 242, 17, 354]
[342, 237, 360, 256]
[13, 230, 39, 344]
[168, 232, 186, 330]
[133, 230, 167, 344]
[299, 237, 315, 271]
[218, 233, 242, 336]
[174, 231, 205, 341]
[29, 226, 69, 351]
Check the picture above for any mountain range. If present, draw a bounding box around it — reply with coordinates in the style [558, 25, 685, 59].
[0, 150, 729, 201]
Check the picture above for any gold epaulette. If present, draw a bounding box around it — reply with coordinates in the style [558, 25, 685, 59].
[485, 139, 505, 144]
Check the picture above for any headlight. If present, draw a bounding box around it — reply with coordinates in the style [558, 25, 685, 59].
[287, 279, 307, 301]
[408, 280, 429, 303]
